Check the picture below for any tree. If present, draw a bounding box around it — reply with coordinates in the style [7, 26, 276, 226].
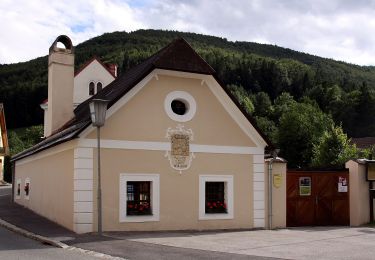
[255, 116, 278, 144]
[253, 92, 272, 117]
[273, 92, 296, 121]
[311, 125, 358, 168]
[278, 102, 333, 168]
[227, 84, 255, 115]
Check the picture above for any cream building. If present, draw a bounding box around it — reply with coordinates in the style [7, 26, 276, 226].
[12, 35, 286, 234]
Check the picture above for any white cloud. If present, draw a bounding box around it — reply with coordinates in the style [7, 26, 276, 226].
[0, 0, 145, 64]
[1, 0, 375, 65]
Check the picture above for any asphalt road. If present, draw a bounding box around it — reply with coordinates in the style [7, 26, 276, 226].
[0, 185, 11, 196]
[0, 225, 105, 260]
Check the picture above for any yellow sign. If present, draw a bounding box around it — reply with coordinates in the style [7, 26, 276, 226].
[273, 174, 282, 188]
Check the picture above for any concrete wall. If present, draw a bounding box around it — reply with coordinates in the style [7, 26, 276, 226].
[14, 142, 75, 230]
[346, 160, 370, 226]
[265, 161, 287, 229]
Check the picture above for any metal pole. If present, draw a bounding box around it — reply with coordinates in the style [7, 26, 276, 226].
[97, 126, 102, 236]
[268, 159, 273, 230]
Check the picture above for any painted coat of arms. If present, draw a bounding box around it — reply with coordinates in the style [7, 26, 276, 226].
[165, 125, 194, 173]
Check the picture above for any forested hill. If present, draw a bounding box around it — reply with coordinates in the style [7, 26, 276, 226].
[1, 29, 374, 140]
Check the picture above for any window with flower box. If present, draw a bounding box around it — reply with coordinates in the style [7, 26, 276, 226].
[199, 175, 234, 220]
[126, 181, 152, 215]
[15, 179, 21, 199]
[119, 173, 160, 222]
[24, 178, 30, 200]
[205, 182, 227, 214]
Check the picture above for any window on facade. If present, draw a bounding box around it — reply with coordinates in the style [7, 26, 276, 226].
[24, 182, 30, 197]
[205, 182, 227, 214]
[89, 82, 95, 95]
[126, 181, 152, 215]
[17, 183, 21, 197]
[96, 82, 103, 92]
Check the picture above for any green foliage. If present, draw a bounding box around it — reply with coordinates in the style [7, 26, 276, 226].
[311, 125, 359, 168]
[1, 29, 374, 168]
[273, 92, 297, 120]
[8, 125, 43, 156]
[227, 84, 254, 114]
[253, 92, 273, 117]
[1, 29, 374, 138]
[3, 125, 43, 183]
[278, 102, 333, 168]
[254, 116, 278, 144]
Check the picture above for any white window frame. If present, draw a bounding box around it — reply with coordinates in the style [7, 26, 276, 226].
[15, 179, 21, 199]
[199, 175, 234, 220]
[24, 178, 30, 200]
[164, 91, 197, 122]
[119, 173, 160, 222]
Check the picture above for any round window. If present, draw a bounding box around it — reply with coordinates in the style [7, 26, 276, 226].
[164, 91, 196, 122]
[171, 100, 187, 115]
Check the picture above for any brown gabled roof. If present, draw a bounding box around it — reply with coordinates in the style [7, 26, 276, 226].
[12, 38, 272, 162]
[350, 137, 375, 149]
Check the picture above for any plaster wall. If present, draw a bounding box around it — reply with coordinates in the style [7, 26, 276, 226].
[14, 142, 75, 230]
[92, 149, 254, 231]
[87, 74, 256, 147]
[264, 161, 287, 229]
[346, 160, 370, 226]
[47, 51, 74, 136]
[84, 74, 264, 231]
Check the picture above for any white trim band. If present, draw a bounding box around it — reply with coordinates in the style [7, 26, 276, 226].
[78, 139, 264, 155]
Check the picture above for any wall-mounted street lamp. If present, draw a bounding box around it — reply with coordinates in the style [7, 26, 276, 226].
[89, 99, 109, 236]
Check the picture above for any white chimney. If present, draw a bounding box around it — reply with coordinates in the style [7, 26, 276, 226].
[45, 35, 74, 136]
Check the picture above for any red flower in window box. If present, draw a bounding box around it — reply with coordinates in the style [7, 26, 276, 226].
[24, 184, 30, 195]
[223, 203, 227, 209]
[128, 204, 133, 209]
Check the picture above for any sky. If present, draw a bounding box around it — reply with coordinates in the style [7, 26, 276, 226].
[1, 0, 375, 65]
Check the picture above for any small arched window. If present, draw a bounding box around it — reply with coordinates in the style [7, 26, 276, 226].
[89, 82, 95, 95]
[97, 82, 103, 92]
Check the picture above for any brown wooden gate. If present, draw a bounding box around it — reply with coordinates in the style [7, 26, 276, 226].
[287, 170, 350, 226]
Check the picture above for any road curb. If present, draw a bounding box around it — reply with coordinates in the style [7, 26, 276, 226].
[0, 218, 126, 259]
[0, 218, 68, 248]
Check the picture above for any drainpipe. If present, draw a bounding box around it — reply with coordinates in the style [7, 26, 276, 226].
[268, 150, 278, 230]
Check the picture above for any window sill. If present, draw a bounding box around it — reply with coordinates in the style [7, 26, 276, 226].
[120, 214, 159, 223]
[199, 213, 234, 220]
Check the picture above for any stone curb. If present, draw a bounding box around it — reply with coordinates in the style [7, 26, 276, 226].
[0, 218, 68, 248]
[0, 218, 126, 260]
